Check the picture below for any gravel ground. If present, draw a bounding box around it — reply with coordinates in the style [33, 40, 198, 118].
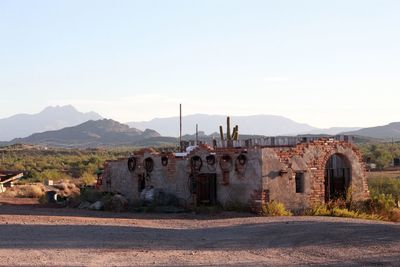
[0, 202, 399, 266]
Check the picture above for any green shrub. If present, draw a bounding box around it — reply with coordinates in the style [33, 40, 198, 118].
[358, 143, 400, 169]
[80, 172, 97, 186]
[368, 177, 400, 201]
[372, 194, 396, 214]
[79, 187, 103, 203]
[41, 169, 70, 182]
[262, 201, 292, 216]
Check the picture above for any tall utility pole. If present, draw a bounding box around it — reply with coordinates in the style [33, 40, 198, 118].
[179, 104, 182, 152]
[196, 124, 199, 145]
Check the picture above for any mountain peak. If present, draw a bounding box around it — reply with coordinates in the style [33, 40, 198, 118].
[0, 105, 103, 141]
[40, 105, 97, 115]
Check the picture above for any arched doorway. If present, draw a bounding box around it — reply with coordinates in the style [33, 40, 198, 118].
[325, 153, 351, 202]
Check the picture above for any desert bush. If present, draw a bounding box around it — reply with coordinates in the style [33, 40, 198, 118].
[79, 187, 104, 203]
[0, 188, 18, 198]
[0, 146, 134, 185]
[326, 198, 348, 210]
[17, 185, 44, 198]
[371, 194, 396, 214]
[359, 143, 400, 169]
[330, 207, 382, 220]
[355, 194, 397, 221]
[103, 194, 128, 212]
[262, 201, 292, 216]
[368, 177, 400, 202]
[306, 201, 382, 221]
[38, 194, 48, 204]
[80, 172, 97, 186]
[388, 208, 400, 222]
[305, 203, 330, 216]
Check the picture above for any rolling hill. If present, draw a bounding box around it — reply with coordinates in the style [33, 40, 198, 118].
[6, 119, 174, 148]
[342, 122, 400, 140]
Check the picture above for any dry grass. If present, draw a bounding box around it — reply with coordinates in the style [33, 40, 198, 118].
[389, 208, 400, 222]
[0, 189, 18, 198]
[367, 170, 400, 180]
[305, 197, 400, 223]
[262, 201, 292, 216]
[1, 185, 45, 199]
[18, 185, 44, 198]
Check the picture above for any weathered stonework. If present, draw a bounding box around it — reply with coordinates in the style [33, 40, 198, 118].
[99, 139, 369, 213]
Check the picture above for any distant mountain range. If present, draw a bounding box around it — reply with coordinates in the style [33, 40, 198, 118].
[0, 105, 102, 141]
[5, 119, 173, 148]
[306, 127, 363, 136]
[1, 105, 400, 147]
[342, 122, 400, 141]
[127, 114, 359, 137]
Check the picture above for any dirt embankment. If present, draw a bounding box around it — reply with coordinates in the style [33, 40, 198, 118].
[0, 202, 399, 266]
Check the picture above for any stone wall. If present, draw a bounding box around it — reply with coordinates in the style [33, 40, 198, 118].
[101, 146, 263, 209]
[190, 147, 262, 209]
[260, 139, 369, 211]
[101, 154, 191, 206]
[100, 139, 369, 213]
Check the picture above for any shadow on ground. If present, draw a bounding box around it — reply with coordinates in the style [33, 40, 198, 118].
[0, 220, 399, 251]
[0, 202, 253, 220]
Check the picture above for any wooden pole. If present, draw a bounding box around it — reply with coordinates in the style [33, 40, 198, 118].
[196, 124, 199, 145]
[180, 104, 182, 152]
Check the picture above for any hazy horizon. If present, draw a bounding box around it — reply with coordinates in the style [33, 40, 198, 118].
[1, 0, 399, 128]
[0, 104, 367, 130]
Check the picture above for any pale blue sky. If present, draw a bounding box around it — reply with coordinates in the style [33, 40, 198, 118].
[0, 0, 399, 127]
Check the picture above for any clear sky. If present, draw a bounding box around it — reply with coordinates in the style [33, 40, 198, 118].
[0, 0, 399, 128]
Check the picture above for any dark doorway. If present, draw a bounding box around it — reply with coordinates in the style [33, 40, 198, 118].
[325, 154, 351, 202]
[138, 174, 146, 192]
[196, 173, 217, 206]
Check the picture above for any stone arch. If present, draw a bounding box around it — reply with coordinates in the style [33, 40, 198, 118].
[316, 143, 368, 204]
[324, 153, 352, 202]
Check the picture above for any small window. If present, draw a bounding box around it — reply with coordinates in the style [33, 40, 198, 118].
[295, 172, 304, 193]
[161, 156, 169, 166]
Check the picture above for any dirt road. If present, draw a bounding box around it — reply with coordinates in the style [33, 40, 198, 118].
[0, 203, 399, 266]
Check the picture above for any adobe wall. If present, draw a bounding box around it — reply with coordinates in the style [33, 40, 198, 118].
[101, 154, 190, 206]
[190, 147, 262, 209]
[101, 146, 263, 209]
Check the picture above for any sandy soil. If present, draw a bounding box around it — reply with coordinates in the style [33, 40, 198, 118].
[0, 200, 399, 266]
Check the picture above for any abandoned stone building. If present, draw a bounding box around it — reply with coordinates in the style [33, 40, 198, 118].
[99, 137, 370, 213]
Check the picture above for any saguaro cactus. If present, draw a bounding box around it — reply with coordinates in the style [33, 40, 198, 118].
[219, 117, 239, 147]
[226, 116, 231, 142]
[232, 125, 239, 141]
